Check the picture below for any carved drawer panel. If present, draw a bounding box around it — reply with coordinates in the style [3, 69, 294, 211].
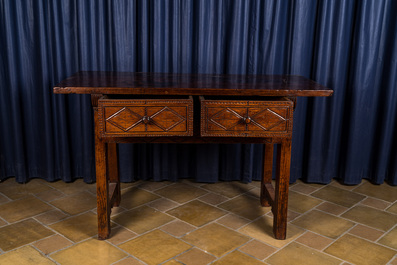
[200, 96, 293, 137]
[98, 96, 193, 137]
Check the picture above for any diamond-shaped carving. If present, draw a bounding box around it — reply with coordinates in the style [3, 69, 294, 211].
[209, 107, 286, 132]
[150, 107, 185, 131]
[210, 108, 244, 130]
[251, 109, 286, 131]
[107, 107, 143, 131]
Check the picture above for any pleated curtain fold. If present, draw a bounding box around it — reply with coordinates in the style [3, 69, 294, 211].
[0, 0, 396, 185]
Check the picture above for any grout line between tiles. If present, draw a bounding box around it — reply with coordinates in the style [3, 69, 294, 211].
[295, 241, 347, 264]
[0, 178, 395, 265]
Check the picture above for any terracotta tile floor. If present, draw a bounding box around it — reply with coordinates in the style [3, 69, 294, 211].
[0, 178, 396, 265]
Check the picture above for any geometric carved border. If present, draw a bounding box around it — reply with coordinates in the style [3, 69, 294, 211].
[106, 106, 186, 132]
[209, 107, 286, 131]
[200, 97, 294, 138]
[150, 106, 185, 131]
[98, 97, 194, 137]
[107, 107, 143, 132]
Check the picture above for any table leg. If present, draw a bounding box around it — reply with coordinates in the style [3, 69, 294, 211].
[94, 107, 111, 240]
[261, 143, 274, 207]
[273, 138, 292, 240]
[107, 143, 121, 207]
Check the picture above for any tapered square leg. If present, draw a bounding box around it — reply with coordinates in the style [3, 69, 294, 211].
[93, 97, 111, 240]
[261, 143, 274, 207]
[273, 139, 292, 240]
[107, 142, 121, 207]
[95, 139, 110, 240]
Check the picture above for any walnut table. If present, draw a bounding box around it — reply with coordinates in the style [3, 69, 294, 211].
[54, 71, 332, 240]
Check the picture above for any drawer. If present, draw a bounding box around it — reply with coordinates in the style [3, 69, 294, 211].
[200, 96, 293, 137]
[98, 96, 193, 137]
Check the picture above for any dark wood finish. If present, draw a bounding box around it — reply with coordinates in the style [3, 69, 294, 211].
[54, 71, 333, 97]
[108, 182, 119, 208]
[98, 97, 193, 137]
[92, 94, 111, 240]
[273, 139, 292, 239]
[261, 143, 274, 207]
[99, 136, 285, 144]
[107, 143, 120, 207]
[54, 71, 332, 241]
[200, 96, 293, 137]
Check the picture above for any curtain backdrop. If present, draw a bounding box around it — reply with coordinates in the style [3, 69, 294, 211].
[1, 0, 396, 185]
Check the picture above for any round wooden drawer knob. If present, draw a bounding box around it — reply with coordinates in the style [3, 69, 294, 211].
[143, 116, 151, 124]
[244, 117, 251, 124]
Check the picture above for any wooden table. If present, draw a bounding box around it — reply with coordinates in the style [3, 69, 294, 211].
[54, 71, 332, 240]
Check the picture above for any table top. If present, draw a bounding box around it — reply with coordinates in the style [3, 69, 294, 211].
[54, 71, 333, 97]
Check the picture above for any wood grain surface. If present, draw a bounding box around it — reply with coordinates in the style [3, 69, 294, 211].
[54, 71, 332, 97]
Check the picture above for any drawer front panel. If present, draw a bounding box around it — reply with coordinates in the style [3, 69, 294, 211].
[98, 98, 193, 137]
[201, 98, 293, 137]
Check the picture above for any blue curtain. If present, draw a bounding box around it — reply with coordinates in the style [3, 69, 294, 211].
[1, 0, 396, 185]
